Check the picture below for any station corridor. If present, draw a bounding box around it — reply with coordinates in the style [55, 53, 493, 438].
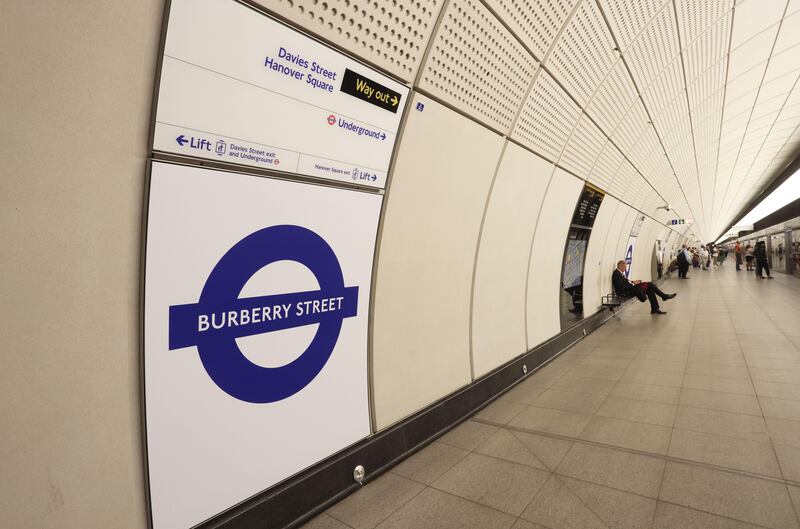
[306, 266, 800, 529]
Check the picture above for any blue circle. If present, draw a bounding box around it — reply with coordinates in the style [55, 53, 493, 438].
[196, 225, 346, 403]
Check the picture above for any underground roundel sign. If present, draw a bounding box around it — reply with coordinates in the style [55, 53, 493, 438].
[167, 225, 358, 403]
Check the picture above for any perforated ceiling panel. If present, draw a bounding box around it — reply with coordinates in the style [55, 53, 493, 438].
[512, 70, 581, 161]
[547, 0, 617, 106]
[483, 0, 577, 59]
[260, 0, 443, 81]
[273, 0, 800, 240]
[418, 0, 538, 132]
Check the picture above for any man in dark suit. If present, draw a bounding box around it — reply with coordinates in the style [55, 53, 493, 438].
[612, 260, 676, 314]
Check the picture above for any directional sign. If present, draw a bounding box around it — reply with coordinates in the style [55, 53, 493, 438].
[340, 68, 402, 113]
[143, 162, 382, 529]
[152, 0, 409, 188]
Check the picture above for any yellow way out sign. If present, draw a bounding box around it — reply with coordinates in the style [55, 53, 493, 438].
[340, 69, 402, 113]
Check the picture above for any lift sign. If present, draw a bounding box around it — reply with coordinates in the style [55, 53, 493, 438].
[167, 225, 358, 403]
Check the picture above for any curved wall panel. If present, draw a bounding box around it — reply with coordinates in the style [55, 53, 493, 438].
[372, 94, 504, 429]
[525, 168, 583, 347]
[471, 143, 554, 377]
[630, 217, 658, 281]
[582, 195, 620, 316]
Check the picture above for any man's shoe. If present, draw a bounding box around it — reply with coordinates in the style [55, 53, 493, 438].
[768, 276, 774, 279]
[663, 293, 677, 300]
[651, 309, 667, 314]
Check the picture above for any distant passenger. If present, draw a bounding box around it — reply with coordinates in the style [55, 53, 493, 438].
[612, 260, 676, 315]
[745, 244, 754, 271]
[754, 241, 774, 279]
[676, 244, 691, 278]
[735, 241, 743, 271]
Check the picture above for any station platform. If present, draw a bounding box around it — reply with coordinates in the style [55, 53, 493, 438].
[305, 264, 800, 529]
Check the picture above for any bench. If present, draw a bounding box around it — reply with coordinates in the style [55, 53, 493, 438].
[601, 293, 632, 313]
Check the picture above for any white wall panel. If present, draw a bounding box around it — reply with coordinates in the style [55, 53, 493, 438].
[472, 144, 554, 377]
[372, 94, 504, 429]
[525, 169, 583, 347]
[630, 217, 658, 281]
[600, 201, 634, 297]
[583, 195, 620, 317]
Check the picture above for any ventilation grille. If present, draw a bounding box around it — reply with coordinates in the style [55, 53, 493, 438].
[512, 70, 581, 160]
[561, 114, 606, 178]
[484, 0, 576, 59]
[587, 61, 639, 136]
[547, 0, 617, 106]
[418, 0, 538, 131]
[261, 0, 443, 81]
[590, 142, 624, 190]
[601, 0, 667, 52]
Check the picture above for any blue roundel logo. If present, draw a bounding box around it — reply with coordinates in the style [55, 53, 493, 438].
[168, 225, 358, 403]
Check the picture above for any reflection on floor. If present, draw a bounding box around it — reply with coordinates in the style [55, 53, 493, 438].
[304, 264, 800, 529]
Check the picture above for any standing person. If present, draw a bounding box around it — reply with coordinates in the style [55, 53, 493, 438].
[745, 244, 754, 271]
[700, 246, 709, 270]
[754, 240, 774, 279]
[735, 241, 743, 271]
[677, 244, 691, 278]
[612, 260, 676, 314]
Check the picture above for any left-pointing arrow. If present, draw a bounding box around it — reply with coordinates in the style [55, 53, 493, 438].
[176, 135, 188, 147]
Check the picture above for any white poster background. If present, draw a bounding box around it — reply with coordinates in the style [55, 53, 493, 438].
[144, 162, 382, 529]
[153, 0, 409, 188]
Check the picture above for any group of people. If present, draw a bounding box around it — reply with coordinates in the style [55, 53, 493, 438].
[734, 240, 774, 279]
[674, 244, 713, 278]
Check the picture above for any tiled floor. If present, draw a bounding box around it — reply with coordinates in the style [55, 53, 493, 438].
[305, 264, 800, 529]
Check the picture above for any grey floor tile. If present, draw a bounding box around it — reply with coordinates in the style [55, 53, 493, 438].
[327, 473, 425, 529]
[580, 355, 634, 369]
[531, 388, 606, 415]
[588, 346, 640, 359]
[560, 476, 657, 529]
[568, 364, 626, 381]
[682, 374, 756, 396]
[505, 429, 574, 471]
[761, 397, 800, 422]
[375, 488, 515, 529]
[597, 397, 677, 427]
[473, 428, 547, 470]
[549, 374, 617, 395]
[621, 370, 685, 388]
[668, 428, 781, 477]
[579, 415, 673, 455]
[556, 443, 665, 498]
[684, 362, 750, 379]
[653, 501, 762, 529]
[508, 406, 593, 438]
[611, 381, 682, 405]
[432, 453, 549, 516]
[746, 357, 800, 370]
[774, 443, 800, 482]
[302, 514, 353, 529]
[789, 486, 800, 520]
[754, 380, 800, 401]
[510, 519, 549, 529]
[499, 381, 548, 406]
[689, 353, 748, 367]
[627, 358, 686, 374]
[750, 368, 800, 385]
[392, 442, 469, 485]
[674, 406, 770, 442]
[766, 418, 800, 448]
[474, 398, 526, 425]
[438, 420, 499, 451]
[679, 388, 762, 416]
[659, 462, 799, 529]
[520, 475, 606, 529]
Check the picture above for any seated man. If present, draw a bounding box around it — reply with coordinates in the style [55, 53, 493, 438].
[612, 260, 676, 314]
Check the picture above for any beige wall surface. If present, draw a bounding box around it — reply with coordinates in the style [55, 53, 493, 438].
[582, 196, 620, 317]
[471, 143, 553, 377]
[371, 94, 504, 429]
[0, 2, 162, 528]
